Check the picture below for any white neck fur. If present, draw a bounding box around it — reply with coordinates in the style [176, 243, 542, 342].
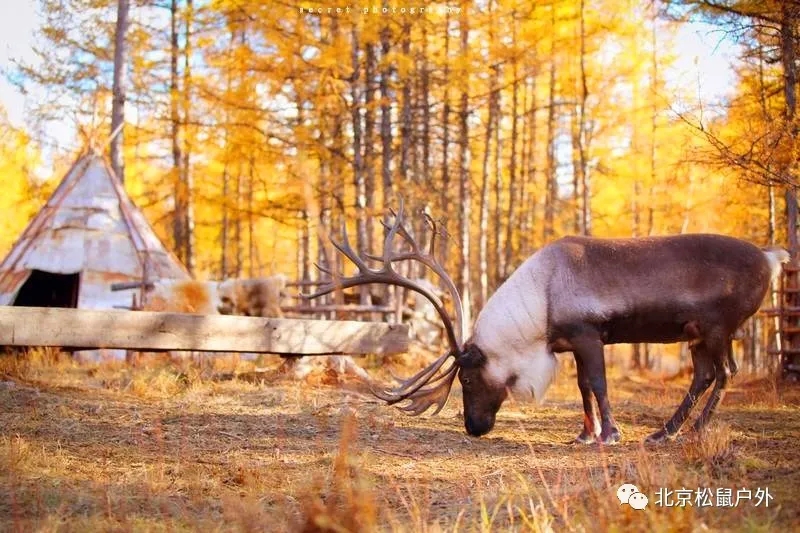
[471, 252, 557, 402]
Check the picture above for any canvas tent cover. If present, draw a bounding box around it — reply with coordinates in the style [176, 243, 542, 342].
[0, 151, 189, 309]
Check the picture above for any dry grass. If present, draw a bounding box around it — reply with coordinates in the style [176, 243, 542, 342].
[1, 349, 799, 532]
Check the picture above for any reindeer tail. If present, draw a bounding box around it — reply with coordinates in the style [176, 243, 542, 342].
[763, 247, 791, 282]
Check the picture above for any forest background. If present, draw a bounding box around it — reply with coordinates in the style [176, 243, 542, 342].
[0, 0, 798, 332]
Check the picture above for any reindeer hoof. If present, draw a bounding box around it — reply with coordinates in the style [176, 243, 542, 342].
[573, 432, 598, 445]
[597, 428, 621, 445]
[644, 429, 672, 445]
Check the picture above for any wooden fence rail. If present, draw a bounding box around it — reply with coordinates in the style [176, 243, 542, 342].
[0, 306, 408, 356]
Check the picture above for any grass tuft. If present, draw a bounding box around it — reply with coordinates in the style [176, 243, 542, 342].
[681, 422, 739, 477]
[295, 414, 378, 532]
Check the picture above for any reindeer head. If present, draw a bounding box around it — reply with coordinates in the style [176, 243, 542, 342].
[456, 343, 508, 435]
[303, 201, 507, 437]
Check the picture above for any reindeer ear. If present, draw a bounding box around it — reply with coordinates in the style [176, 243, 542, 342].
[457, 344, 486, 369]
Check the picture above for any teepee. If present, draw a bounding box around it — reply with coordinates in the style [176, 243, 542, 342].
[0, 150, 189, 311]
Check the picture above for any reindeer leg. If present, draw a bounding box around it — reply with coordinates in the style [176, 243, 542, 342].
[726, 338, 739, 377]
[692, 338, 732, 432]
[573, 334, 620, 445]
[645, 337, 717, 444]
[573, 354, 601, 444]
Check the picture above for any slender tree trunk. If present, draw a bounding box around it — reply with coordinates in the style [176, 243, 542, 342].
[521, 75, 537, 255]
[569, 0, 590, 236]
[330, 17, 345, 209]
[479, 0, 498, 307]
[234, 162, 243, 277]
[110, 0, 129, 183]
[543, 78, 557, 237]
[247, 154, 256, 277]
[758, 42, 777, 244]
[418, 23, 432, 279]
[421, 24, 431, 190]
[493, 68, 504, 286]
[219, 27, 236, 279]
[399, 19, 418, 291]
[169, 0, 185, 266]
[351, 24, 370, 303]
[220, 140, 230, 278]
[479, 93, 498, 303]
[378, 15, 395, 311]
[458, 2, 472, 327]
[578, 0, 590, 236]
[181, 0, 195, 275]
[543, 3, 558, 241]
[296, 88, 310, 284]
[364, 42, 377, 253]
[317, 142, 332, 309]
[440, 11, 452, 222]
[781, 3, 798, 257]
[504, 12, 519, 272]
[571, 109, 581, 234]
[233, 26, 248, 278]
[301, 211, 311, 282]
[519, 77, 530, 250]
[400, 21, 412, 185]
[380, 18, 393, 210]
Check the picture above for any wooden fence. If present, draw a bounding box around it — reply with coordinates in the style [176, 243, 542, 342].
[0, 306, 408, 356]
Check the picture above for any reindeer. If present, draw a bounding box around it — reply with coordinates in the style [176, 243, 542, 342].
[306, 202, 789, 444]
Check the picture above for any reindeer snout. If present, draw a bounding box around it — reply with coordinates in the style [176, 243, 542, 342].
[465, 415, 495, 437]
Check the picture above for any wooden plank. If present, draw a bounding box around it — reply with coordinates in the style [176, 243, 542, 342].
[0, 306, 408, 356]
[281, 304, 395, 314]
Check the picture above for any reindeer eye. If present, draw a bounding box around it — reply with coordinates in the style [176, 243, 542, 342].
[462, 377, 471, 386]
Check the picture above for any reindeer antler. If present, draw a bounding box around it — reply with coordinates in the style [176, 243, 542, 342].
[302, 199, 464, 415]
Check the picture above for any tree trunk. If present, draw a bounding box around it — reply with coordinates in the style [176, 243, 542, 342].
[400, 21, 412, 185]
[399, 19, 417, 293]
[493, 67, 504, 286]
[543, 78, 557, 237]
[519, 77, 530, 251]
[574, 0, 590, 236]
[504, 12, 519, 274]
[234, 163, 243, 278]
[379, 15, 395, 311]
[219, 27, 236, 279]
[543, 3, 557, 241]
[759, 42, 777, 244]
[421, 23, 431, 191]
[380, 19, 393, 210]
[169, 0, 184, 267]
[109, 0, 129, 183]
[220, 146, 230, 278]
[521, 75, 537, 255]
[579, 0, 590, 235]
[300, 210, 311, 283]
[298, 85, 310, 283]
[418, 23, 432, 280]
[440, 10, 452, 225]
[479, 0, 498, 308]
[351, 25, 370, 303]
[781, 3, 798, 257]
[458, 2, 472, 327]
[247, 154, 256, 277]
[365, 42, 377, 253]
[181, 0, 195, 275]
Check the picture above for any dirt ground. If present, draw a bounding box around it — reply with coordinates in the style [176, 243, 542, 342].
[1, 349, 799, 532]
